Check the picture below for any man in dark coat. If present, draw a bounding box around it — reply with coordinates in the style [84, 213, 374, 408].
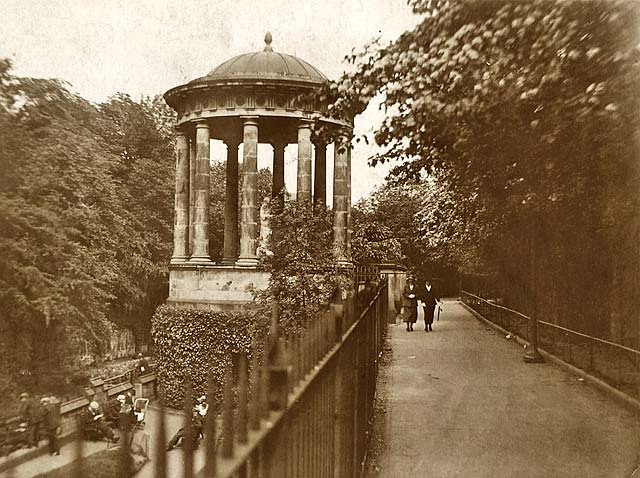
[402, 275, 419, 331]
[135, 354, 150, 377]
[19, 392, 42, 447]
[103, 396, 121, 427]
[80, 401, 119, 442]
[420, 279, 440, 332]
[41, 396, 61, 455]
[166, 407, 204, 450]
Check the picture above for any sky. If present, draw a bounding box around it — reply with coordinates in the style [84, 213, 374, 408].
[1, 0, 420, 201]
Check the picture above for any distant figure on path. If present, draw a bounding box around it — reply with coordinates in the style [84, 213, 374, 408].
[402, 275, 419, 331]
[135, 353, 150, 377]
[19, 392, 42, 447]
[420, 279, 440, 332]
[41, 396, 61, 455]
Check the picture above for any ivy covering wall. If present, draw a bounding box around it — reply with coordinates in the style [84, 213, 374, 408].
[151, 305, 269, 407]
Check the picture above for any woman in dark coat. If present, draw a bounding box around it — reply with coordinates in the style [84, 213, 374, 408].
[420, 280, 440, 332]
[402, 276, 419, 331]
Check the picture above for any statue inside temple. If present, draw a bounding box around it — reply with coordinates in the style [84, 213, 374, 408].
[257, 197, 273, 258]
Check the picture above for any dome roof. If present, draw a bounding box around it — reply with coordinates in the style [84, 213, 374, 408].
[196, 33, 328, 84]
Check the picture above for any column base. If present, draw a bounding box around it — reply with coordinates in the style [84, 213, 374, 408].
[170, 256, 190, 265]
[189, 256, 213, 264]
[221, 257, 239, 266]
[523, 350, 544, 363]
[235, 257, 259, 268]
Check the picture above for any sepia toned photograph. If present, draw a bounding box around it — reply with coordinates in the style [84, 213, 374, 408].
[0, 1, 638, 477]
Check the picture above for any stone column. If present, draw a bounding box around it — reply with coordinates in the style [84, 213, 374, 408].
[222, 140, 240, 264]
[190, 121, 212, 263]
[313, 141, 327, 207]
[346, 144, 352, 261]
[272, 141, 286, 201]
[333, 133, 350, 264]
[296, 120, 312, 203]
[236, 117, 259, 267]
[171, 130, 190, 263]
[188, 131, 196, 257]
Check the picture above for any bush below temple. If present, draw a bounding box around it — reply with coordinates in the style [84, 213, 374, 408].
[151, 305, 269, 408]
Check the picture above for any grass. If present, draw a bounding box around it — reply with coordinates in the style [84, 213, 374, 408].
[32, 447, 148, 478]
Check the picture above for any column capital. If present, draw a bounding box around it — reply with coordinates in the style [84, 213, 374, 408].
[195, 120, 209, 130]
[174, 127, 188, 137]
[222, 137, 242, 149]
[270, 139, 288, 149]
[240, 115, 259, 126]
[297, 118, 313, 129]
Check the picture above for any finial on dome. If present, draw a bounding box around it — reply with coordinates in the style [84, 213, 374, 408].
[264, 32, 273, 52]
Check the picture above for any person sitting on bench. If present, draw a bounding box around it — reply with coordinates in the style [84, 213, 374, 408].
[166, 407, 203, 450]
[80, 401, 119, 443]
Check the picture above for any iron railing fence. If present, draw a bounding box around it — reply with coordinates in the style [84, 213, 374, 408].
[462, 291, 640, 400]
[50, 279, 388, 478]
[355, 265, 381, 288]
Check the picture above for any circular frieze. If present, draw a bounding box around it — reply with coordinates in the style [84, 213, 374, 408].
[236, 96, 246, 106]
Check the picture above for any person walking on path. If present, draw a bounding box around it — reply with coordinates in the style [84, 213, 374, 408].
[402, 275, 419, 331]
[41, 396, 61, 455]
[19, 392, 43, 448]
[420, 279, 440, 332]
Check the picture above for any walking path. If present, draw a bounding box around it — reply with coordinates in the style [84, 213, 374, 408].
[377, 300, 640, 478]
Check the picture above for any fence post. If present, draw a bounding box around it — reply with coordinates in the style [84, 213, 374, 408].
[183, 378, 194, 478]
[237, 353, 249, 444]
[203, 372, 217, 478]
[73, 427, 83, 478]
[333, 347, 345, 478]
[154, 400, 167, 478]
[221, 367, 234, 458]
[249, 349, 262, 431]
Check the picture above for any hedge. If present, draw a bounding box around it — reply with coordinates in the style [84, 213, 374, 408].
[151, 305, 269, 408]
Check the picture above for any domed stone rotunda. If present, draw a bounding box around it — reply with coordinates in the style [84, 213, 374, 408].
[164, 33, 353, 310]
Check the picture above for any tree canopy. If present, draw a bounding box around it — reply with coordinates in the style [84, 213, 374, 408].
[320, 0, 640, 345]
[0, 61, 174, 395]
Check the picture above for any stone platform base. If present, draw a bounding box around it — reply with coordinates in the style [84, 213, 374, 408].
[168, 263, 269, 311]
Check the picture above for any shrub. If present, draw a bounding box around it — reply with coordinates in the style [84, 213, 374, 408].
[260, 199, 351, 335]
[151, 305, 269, 408]
[69, 371, 90, 387]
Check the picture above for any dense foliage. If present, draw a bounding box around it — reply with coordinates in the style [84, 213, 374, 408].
[320, 0, 640, 345]
[352, 180, 458, 292]
[0, 60, 177, 398]
[151, 305, 269, 407]
[259, 199, 348, 334]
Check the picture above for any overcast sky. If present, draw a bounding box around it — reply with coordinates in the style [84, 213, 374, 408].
[1, 0, 420, 201]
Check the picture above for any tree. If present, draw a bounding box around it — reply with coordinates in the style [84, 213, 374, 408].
[0, 61, 180, 395]
[318, 0, 640, 344]
[259, 199, 347, 334]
